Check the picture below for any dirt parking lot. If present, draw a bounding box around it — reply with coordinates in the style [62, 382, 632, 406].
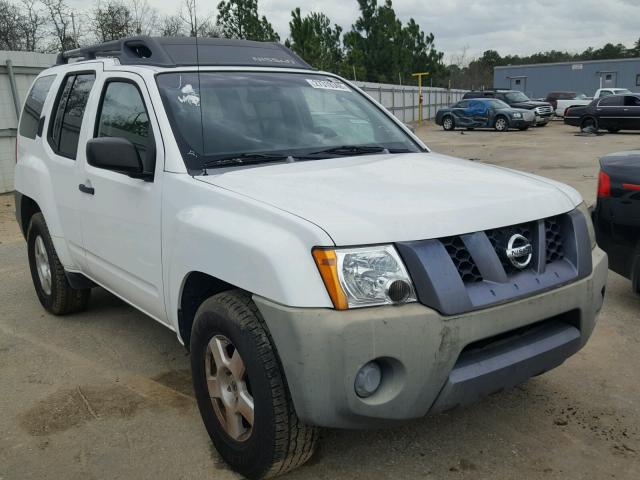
[1, 121, 639, 480]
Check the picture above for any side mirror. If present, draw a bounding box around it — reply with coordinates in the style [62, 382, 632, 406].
[86, 137, 152, 180]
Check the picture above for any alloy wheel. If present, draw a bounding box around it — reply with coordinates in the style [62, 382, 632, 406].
[205, 335, 254, 442]
[34, 235, 52, 295]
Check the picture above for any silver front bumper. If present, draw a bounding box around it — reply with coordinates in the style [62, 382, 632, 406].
[255, 247, 607, 429]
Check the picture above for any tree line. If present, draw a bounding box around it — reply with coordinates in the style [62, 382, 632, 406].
[0, 0, 445, 85]
[1, 0, 639, 88]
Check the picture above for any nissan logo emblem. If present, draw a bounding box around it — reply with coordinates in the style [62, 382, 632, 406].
[506, 234, 533, 269]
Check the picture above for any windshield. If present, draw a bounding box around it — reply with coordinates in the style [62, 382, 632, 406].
[574, 92, 588, 99]
[156, 72, 421, 170]
[504, 92, 530, 102]
[487, 99, 510, 109]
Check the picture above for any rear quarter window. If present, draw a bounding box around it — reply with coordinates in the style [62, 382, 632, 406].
[19, 75, 56, 139]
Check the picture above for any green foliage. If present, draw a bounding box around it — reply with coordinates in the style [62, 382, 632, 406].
[216, 0, 279, 42]
[343, 0, 445, 84]
[94, 1, 134, 42]
[286, 8, 343, 72]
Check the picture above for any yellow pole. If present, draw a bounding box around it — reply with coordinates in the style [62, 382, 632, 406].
[412, 72, 429, 126]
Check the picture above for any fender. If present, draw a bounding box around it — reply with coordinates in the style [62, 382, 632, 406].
[162, 173, 336, 336]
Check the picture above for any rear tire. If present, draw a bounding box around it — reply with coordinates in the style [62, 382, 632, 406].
[190, 290, 317, 479]
[442, 115, 455, 131]
[27, 213, 91, 315]
[580, 117, 599, 132]
[494, 116, 509, 132]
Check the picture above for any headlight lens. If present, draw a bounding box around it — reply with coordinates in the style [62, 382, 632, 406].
[313, 245, 416, 309]
[512, 112, 522, 118]
[577, 201, 596, 249]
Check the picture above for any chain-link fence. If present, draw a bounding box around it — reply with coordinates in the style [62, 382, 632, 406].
[354, 81, 467, 124]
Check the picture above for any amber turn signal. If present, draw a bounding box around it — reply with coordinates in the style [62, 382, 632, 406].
[312, 248, 349, 310]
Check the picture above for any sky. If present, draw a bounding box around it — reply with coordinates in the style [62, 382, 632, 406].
[69, 0, 640, 62]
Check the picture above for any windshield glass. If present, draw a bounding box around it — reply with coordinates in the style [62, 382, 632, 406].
[156, 72, 421, 170]
[487, 99, 510, 108]
[505, 92, 530, 102]
[574, 92, 588, 99]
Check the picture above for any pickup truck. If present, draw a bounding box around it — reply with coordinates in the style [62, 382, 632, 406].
[14, 36, 608, 479]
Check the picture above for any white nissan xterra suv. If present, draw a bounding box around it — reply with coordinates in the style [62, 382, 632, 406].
[14, 37, 608, 479]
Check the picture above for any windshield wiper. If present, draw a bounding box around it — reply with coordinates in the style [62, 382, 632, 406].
[306, 145, 389, 157]
[201, 152, 293, 169]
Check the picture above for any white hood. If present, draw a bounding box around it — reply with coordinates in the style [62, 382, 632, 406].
[197, 152, 581, 245]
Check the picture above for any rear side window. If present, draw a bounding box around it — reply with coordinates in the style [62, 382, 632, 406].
[624, 96, 640, 107]
[19, 75, 55, 139]
[599, 96, 623, 106]
[49, 73, 96, 159]
[95, 81, 155, 170]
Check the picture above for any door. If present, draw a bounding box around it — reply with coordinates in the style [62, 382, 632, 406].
[450, 100, 470, 126]
[44, 68, 99, 269]
[78, 73, 167, 323]
[510, 77, 526, 92]
[601, 72, 617, 88]
[595, 95, 624, 130]
[468, 100, 490, 127]
[622, 95, 640, 130]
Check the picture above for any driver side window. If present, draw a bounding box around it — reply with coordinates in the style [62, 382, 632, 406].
[96, 80, 155, 171]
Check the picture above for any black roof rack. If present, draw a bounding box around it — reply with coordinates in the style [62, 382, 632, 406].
[55, 36, 313, 70]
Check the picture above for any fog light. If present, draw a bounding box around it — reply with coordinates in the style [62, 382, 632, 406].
[354, 361, 382, 398]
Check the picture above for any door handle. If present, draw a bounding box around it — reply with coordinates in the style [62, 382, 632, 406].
[78, 183, 95, 195]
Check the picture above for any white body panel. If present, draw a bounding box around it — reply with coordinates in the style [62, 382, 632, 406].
[14, 58, 584, 342]
[555, 98, 591, 116]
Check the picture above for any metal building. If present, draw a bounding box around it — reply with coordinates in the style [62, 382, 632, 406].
[494, 57, 640, 99]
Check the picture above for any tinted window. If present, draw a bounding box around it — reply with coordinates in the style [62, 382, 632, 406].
[19, 75, 55, 139]
[599, 96, 623, 106]
[454, 100, 469, 108]
[49, 73, 95, 159]
[96, 81, 154, 170]
[624, 96, 640, 107]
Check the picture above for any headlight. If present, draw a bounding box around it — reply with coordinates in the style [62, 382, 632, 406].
[313, 246, 416, 309]
[512, 112, 522, 118]
[577, 201, 596, 249]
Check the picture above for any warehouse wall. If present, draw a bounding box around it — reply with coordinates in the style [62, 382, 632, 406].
[0, 51, 56, 193]
[494, 58, 640, 99]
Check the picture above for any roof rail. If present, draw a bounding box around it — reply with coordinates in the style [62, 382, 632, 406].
[55, 36, 313, 70]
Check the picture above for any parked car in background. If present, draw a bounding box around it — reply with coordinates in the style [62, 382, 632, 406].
[436, 98, 535, 131]
[564, 94, 640, 132]
[593, 151, 640, 293]
[545, 91, 591, 116]
[463, 90, 553, 126]
[594, 88, 632, 99]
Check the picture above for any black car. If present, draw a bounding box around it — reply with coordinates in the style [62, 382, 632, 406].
[564, 94, 640, 133]
[593, 151, 640, 292]
[435, 98, 535, 131]
[463, 89, 554, 126]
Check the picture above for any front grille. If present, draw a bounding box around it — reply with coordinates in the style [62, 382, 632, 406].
[441, 236, 483, 283]
[535, 105, 553, 116]
[441, 215, 566, 283]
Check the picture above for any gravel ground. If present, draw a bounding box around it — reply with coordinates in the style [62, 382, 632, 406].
[0, 121, 639, 480]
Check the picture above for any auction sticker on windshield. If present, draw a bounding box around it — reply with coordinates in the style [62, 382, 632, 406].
[306, 79, 351, 91]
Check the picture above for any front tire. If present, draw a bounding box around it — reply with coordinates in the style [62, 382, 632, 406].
[190, 290, 317, 479]
[494, 116, 509, 132]
[442, 115, 455, 131]
[27, 213, 90, 315]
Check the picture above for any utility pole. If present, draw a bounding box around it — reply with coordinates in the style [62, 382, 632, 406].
[411, 72, 429, 126]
